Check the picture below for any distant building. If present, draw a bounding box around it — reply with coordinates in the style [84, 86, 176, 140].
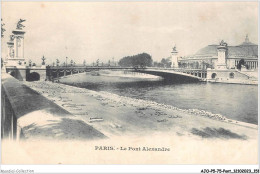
[178, 35, 258, 70]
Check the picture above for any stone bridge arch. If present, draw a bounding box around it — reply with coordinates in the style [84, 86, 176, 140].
[27, 68, 47, 81]
[27, 72, 40, 81]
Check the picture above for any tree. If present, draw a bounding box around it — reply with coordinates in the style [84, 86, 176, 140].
[118, 53, 153, 67]
[1, 19, 5, 68]
[160, 58, 171, 68]
[1, 19, 5, 38]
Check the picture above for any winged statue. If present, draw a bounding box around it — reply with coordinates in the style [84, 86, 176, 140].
[16, 19, 26, 29]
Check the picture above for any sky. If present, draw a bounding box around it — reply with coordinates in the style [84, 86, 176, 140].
[1, 2, 258, 65]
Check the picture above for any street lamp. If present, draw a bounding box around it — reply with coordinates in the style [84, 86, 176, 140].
[96, 59, 99, 67]
[56, 59, 60, 66]
[41, 55, 46, 65]
[66, 57, 68, 67]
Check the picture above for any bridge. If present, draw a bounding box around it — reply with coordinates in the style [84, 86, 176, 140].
[137, 68, 207, 82]
[5, 66, 207, 82]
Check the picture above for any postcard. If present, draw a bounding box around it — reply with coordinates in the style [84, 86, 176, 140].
[1, 1, 258, 172]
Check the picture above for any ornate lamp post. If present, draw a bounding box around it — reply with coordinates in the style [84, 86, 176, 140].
[96, 59, 99, 67]
[56, 59, 60, 66]
[41, 55, 46, 65]
[66, 57, 68, 67]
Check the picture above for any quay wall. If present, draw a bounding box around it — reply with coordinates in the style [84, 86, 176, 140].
[5, 68, 27, 81]
[1, 73, 105, 140]
[6, 67, 47, 81]
[206, 69, 257, 83]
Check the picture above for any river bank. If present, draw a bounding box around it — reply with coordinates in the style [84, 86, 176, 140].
[23, 81, 257, 139]
[2, 79, 258, 164]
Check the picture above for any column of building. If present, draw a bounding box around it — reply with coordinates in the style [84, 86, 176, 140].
[216, 40, 228, 70]
[5, 20, 26, 67]
[171, 45, 178, 68]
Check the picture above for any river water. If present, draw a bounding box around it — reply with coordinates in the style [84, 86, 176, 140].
[60, 71, 258, 125]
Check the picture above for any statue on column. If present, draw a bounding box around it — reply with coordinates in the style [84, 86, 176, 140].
[172, 45, 177, 52]
[16, 19, 26, 30]
[219, 40, 227, 47]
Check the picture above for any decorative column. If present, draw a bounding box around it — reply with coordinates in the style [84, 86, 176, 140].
[7, 35, 14, 59]
[13, 30, 25, 59]
[171, 45, 178, 68]
[8, 19, 26, 67]
[41, 55, 46, 68]
[3, 35, 15, 67]
[216, 40, 228, 69]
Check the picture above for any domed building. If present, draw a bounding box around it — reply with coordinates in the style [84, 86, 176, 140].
[178, 35, 258, 70]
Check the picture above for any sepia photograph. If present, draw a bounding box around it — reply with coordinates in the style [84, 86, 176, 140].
[0, 1, 258, 173]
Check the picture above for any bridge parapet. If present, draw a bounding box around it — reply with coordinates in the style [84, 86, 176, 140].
[6, 66, 207, 81]
[144, 68, 207, 80]
[1, 73, 105, 140]
[46, 66, 138, 80]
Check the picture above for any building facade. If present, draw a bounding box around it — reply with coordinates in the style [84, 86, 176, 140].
[177, 35, 258, 70]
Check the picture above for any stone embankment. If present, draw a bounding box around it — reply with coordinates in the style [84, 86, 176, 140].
[1, 73, 106, 140]
[23, 80, 257, 140]
[2, 74, 258, 165]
